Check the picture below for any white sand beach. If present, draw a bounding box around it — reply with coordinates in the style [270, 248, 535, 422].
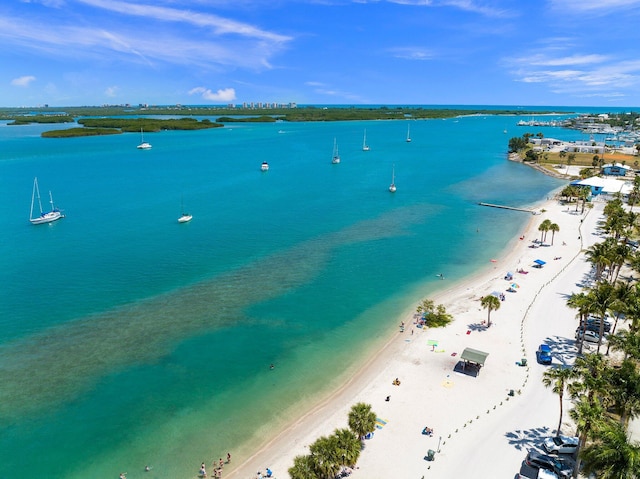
[226, 195, 603, 479]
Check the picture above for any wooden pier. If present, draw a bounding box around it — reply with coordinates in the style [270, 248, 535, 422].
[478, 202, 539, 215]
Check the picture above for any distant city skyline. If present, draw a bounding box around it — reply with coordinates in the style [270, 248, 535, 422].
[3, 0, 640, 107]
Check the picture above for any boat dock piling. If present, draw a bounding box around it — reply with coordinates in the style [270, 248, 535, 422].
[478, 202, 539, 215]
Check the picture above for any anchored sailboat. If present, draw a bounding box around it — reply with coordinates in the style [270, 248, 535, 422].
[30, 177, 64, 224]
[389, 165, 396, 193]
[331, 138, 341, 164]
[137, 128, 152, 149]
[178, 196, 192, 223]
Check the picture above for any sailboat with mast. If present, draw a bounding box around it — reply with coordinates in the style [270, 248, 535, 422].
[178, 196, 192, 223]
[406, 124, 412, 143]
[389, 165, 397, 193]
[137, 128, 152, 149]
[362, 129, 370, 151]
[30, 177, 64, 224]
[331, 138, 341, 164]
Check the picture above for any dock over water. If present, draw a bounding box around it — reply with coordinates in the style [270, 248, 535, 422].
[478, 202, 539, 215]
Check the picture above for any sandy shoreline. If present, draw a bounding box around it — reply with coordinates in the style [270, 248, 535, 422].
[226, 192, 598, 479]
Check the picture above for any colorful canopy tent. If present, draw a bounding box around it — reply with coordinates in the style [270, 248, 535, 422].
[533, 259, 546, 268]
[460, 347, 489, 376]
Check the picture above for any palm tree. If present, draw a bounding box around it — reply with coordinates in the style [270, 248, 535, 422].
[567, 292, 593, 354]
[542, 366, 575, 436]
[538, 219, 552, 243]
[480, 294, 501, 327]
[585, 281, 616, 353]
[605, 281, 634, 355]
[605, 359, 640, 428]
[608, 329, 640, 361]
[333, 428, 361, 467]
[309, 435, 341, 479]
[580, 420, 640, 479]
[548, 222, 560, 245]
[347, 402, 377, 442]
[570, 395, 606, 478]
[569, 354, 608, 404]
[289, 454, 318, 479]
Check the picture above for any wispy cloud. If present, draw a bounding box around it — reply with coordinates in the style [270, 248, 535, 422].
[549, 0, 640, 12]
[76, 0, 291, 43]
[387, 46, 436, 60]
[189, 86, 236, 102]
[384, 0, 515, 18]
[0, 14, 285, 70]
[11, 75, 36, 87]
[104, 86, 118, 97]
[506, 48, 640, 98]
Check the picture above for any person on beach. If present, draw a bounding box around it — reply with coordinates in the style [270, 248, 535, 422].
[227, 452, 231, 463]
[200, 463, 207, 476]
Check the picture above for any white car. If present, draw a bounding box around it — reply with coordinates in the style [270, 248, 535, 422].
[575, 329, 600, 343]
[543, 435, 579, 454]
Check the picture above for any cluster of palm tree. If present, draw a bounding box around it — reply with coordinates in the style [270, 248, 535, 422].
[288, 403, 377, 479]
[542, 194, 640, 477]
[538, 218, 561, 245]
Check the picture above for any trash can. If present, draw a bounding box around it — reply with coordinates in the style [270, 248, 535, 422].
[520, 358, 527, 367]
[425, 449, 436, 461]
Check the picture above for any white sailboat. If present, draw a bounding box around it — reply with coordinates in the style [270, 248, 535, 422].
[362, 129, 370, 151]
[406, 124, 412, 143]
[178, 196, 192, 223]
[331, 138, 340, 164]
[30, 177, 64, 224]
[389, 165, 397, 193]
[137, 128, 152, 149]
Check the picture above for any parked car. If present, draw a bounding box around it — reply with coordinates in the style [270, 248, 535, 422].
[575, 329, 601, 343]
[537, 344, 552, 365]
[525, 450, 573, 478]
[543, 435, 579, 454]
[584, 318, 611, 333]
[518, 468, 559, 479]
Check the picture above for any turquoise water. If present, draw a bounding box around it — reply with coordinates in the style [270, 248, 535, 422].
[0, 113, 568, 478]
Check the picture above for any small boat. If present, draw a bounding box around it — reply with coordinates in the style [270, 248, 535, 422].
[362, 129, 370, 151]
[137, 128, 152, 149]
[261, 161, 269, 171]
[389, 165, 396, 193]
[178, 213, 192, 223]
[406, 124, 412, 143]
[331, 138, 340, 164]
[30, 177, 64, 224]
[178, 196, 192, 223]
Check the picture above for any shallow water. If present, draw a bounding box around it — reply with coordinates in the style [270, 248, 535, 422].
[0, 112, 572, 478]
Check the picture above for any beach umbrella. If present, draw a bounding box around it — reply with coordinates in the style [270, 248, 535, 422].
[511, 283, 519, 288]
[490, 291, 502, 298]
[534, 259, 546, 265]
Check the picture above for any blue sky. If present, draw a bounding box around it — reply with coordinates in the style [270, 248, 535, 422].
[2, 0, 640, 107]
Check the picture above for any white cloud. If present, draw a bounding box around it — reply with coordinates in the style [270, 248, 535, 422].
[189, 86, 236, 102]
[549, 0, 640, 12]
[527, 54, 609, 67]
[105, 86, 118, 97]
[387, 47, 435, 61]
[11, 75, 36, 87]
[76, 0, 291, 43]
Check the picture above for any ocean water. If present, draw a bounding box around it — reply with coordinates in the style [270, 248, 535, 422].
[0, 112, 568, 479]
